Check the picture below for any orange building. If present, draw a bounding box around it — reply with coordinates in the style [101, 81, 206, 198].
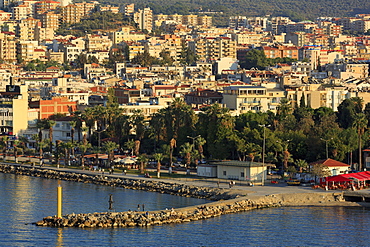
[30, 96, 77, 119]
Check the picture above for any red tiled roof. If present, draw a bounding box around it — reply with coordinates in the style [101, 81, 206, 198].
[309, 158, 349, 167]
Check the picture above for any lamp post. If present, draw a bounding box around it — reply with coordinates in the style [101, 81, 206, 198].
[187, 135, 201, 152]
[259, 125, 270, 186]
[320, 138, 333, 159]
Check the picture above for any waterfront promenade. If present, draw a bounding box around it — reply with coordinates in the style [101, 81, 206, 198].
[2, 159, 370, 228]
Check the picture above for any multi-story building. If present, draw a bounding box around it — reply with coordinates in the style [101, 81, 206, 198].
[134, 7, 153, 32]
[112, 27, 146, 44]
[17, 40, 47, 62]
[0, 84, 29, 136]
[16, 17, 38, 41]
[262, 45, 300, 59]
[229, 16, 247, 29]
[12, 4, 31, 21]
[190, 37, 236, 63]
[0, 32, 16, 62]
[222, 85, 284, 114]
[39, 11, 59, 29]
[122, 3, 134, 16]
[85, 34, 112, 52]
[97, 5, 119, 13]
[34, 0, 60, 18]
[61, 2, 96, 24]
[234, 32, 263, 45]
[29, 96, 77, 119]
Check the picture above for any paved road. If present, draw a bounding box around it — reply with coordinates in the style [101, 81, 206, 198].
[6, 155, 370, 197]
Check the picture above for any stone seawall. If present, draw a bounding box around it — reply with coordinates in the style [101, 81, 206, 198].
[0, 164, 235, 200]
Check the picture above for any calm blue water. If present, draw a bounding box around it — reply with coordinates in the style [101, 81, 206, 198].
[1, 173, 370, 246]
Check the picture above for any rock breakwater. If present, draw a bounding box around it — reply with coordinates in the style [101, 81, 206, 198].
[0, 164, 234, 200]
[35, 192, 343, 228]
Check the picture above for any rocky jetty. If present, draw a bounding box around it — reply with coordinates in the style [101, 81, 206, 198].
[0, 164, 234, 200]
[35, 198, 276, 228]
[34, 192, 344, 228]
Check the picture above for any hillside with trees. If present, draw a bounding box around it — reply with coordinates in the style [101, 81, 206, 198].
[102, 0, 370, 26]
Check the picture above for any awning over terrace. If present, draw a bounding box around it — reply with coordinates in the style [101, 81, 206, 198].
[323, 171, 370, 183]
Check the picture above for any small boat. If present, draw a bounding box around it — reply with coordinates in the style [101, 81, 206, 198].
[287, 181, 301, 186]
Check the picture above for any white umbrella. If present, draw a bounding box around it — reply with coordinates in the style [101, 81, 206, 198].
[113, 158, 122, 163]
[121, 157, 136, 164]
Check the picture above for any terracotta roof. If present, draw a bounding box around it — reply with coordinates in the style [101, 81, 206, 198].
[309, 158, 349, 167]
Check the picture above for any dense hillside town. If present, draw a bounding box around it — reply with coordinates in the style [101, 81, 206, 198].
[0, 1, 370, 169]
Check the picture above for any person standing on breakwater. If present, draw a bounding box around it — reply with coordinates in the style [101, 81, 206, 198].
[142, 204, 145, 211]
[137, 204, 140, 211]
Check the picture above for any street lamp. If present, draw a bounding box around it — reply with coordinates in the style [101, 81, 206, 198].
[259, 125, 270, 186]
[187, 135, 201, 151]
[320, 138, 333, 159]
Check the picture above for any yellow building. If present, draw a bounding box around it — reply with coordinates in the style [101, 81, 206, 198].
[0, 84, 29, 136]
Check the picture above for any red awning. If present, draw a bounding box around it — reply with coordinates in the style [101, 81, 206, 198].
[323, 171, 370, 183]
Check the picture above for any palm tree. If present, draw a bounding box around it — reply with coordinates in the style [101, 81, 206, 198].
[78, 139, 91, 168]
[295, 159, 308, 173]
[137, 154, 148, 174]
[55, 140, 62, 168]
[61, 141, 74, 166]
[38, 139, 49, 165]
[153, 153, 164, 178]
[352, 113, 368, 171]
[195, 136, 206, 161]
[179, 142, 193, 168]
[13, 140, 20, 163]
[125, 139, 135, 156]
[0, 136, 9, 161]
[103, 141, 119, 168]
[48, 120, 56, 157]
[69, 121, 76, 144]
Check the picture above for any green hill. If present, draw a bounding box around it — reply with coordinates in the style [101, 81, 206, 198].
[100, 0, 370, 26]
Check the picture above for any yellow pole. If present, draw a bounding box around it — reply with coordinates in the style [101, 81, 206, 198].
[57, 185, 62, 218]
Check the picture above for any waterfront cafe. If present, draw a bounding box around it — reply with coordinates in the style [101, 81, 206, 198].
[320, 171, 370, 190]
[206, 160, 270, 183]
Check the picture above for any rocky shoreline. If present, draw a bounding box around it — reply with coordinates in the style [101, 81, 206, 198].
[0, 163, 365, 228]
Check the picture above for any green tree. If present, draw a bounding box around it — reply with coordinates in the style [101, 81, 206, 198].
[352, 113, 368, 171]
[103, 141, 119, 167]
[295, 159, 308, 173]
[179, 142, 193, 167]
[153, 153, 164, 178]
[137, 154, 148, 174]
[240, 49, 270, 70]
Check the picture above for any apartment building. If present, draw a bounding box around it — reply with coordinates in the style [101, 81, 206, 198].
[190, 37, 236, 63]
[0, 32, 16, 62]
[85, 34, 112, 52]
[112, 27, 146, 44]
[122, 3, 134, 16]
[34, 0, 60, 18]
[97, 5, 119, 13]
[0, 84, 29, 136]
[222, 85, 284, 114]
[262, 45, 299, 59]
[234, 32, 263, 45]
[12, 4, 31, 21]
[134, 7, 153, 32]
[61, 2, 96, 24]
[16, 17, 38, 41]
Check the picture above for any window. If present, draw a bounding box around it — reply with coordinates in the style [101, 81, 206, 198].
[223, 171, 226, 176]
[66, 133, 71, 137]
[241, 172, 244, 178]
